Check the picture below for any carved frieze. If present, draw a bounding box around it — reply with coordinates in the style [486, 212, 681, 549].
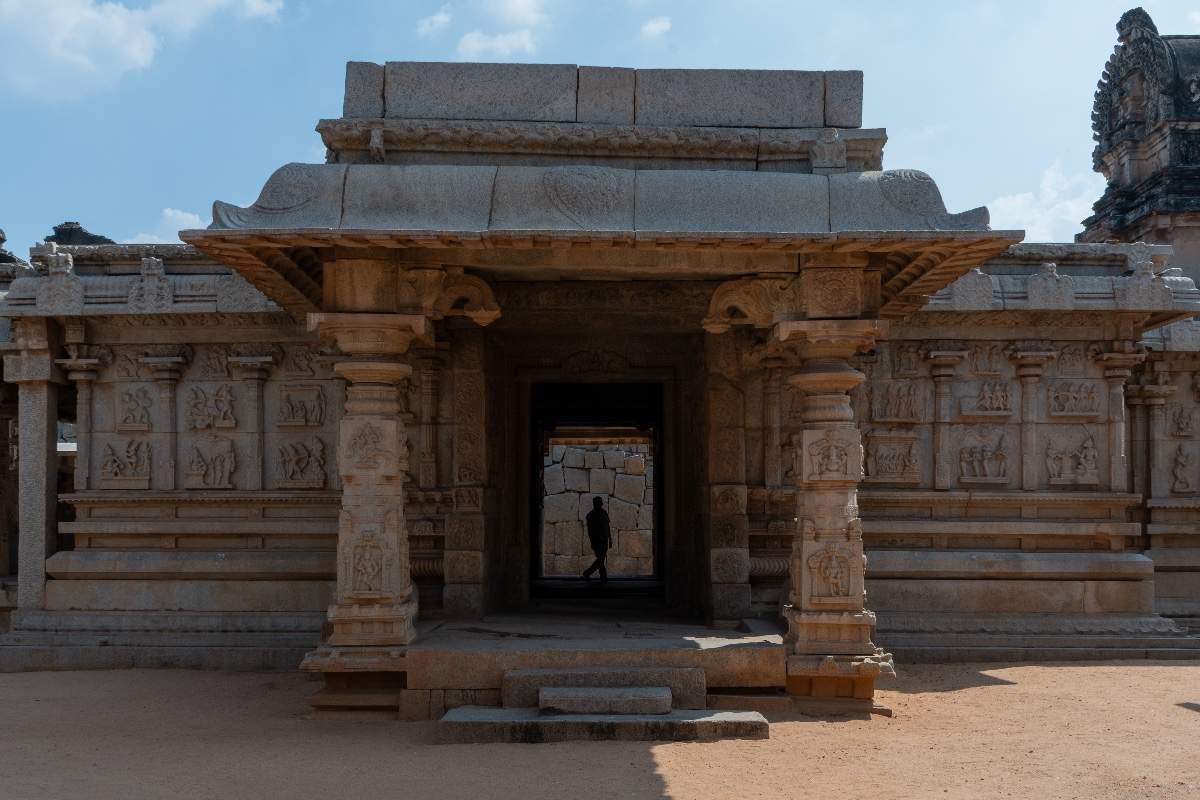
[185, 385, 237, 431]
[126, 256, 174, 313]
[1048, 381, 1103, 418]
[280, 345, 317, 377]
[892, 343, 921, 377]
[1045, 432, 1101, 487]
[278, 384, 327, 428]
[1171, 403, 1198, 437]
[184, 435, 237, 489]
[957, 430, 1009, 485]
[873, 380, 920, 423]
[968, 343, 1006, 376]
[98, 439, 151, 489]
[276, 436, 327, 489]
[116, 387, 153, 432]
[807, 545, 853, 603]
[1056, 345, 1086, 377]
[864, 430, 919, 484]
[958, 380, 1013, 419]
[193, 346, 230, 379]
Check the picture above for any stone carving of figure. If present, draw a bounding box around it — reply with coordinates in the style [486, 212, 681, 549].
[810, 128, 847, 171]
[120, 387, 152, 427]
[213, 384, 235, 426]
[1173, 445, 1193, 493]
[1046, 441, 1064, 480]
[209, 438, 236, 487]
[100, 444, 123, 477]
[808, 430, 849, 478]
[960, 436, 1007, 480]
[352, 530, 385, 593]
[807, 547, 851, 597]
[1078, 437, 1098, 474]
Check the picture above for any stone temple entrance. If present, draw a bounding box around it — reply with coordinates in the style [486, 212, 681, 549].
[532, 382, 663, 603]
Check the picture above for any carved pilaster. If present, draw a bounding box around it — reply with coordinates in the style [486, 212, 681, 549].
[1008, 344, 1058, 491]
[922, 345, 968, 490]
[56, 343, 110, 492]
[1127, 386, 1148, 497]
[416, 354, 441, 490]
[773, 319, 894, 699]
[1143, 379, 1177, 499]
[1096, 347, 1145, 493]
[140, 345, 191, 491]
[229, 346, 278, 491]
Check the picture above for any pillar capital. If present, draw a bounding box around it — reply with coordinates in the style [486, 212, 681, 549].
[308, 312, 428, 357]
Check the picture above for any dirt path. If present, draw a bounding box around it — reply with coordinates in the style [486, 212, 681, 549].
[1, 663, 1197, 799]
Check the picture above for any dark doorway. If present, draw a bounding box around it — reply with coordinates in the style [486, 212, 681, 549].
[529, 382, 664, 610]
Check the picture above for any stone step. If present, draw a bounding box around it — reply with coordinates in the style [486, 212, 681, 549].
[502, 666, 705, 709]
[539, 686, 672, 715]
[437, 706, 768, 744]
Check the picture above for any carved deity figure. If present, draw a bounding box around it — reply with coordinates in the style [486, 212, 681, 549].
[807, 547, 851, 598]
[959, 436, 1007, 479]
[119, 387, 152, 427]
[808, 430, 849, 479]
[1173, 445, 1193, 494]
[1173, 405, 1197, 437]
[352, 530, 385, 593]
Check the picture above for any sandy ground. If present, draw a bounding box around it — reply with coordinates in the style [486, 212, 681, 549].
[1, 663, 1198, 800]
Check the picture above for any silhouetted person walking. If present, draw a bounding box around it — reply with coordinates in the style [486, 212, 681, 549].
[582, 496, 612, 583]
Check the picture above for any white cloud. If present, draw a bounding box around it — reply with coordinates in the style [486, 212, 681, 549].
[417, 5, 452, 36]
[457, 29, 535, 59]
[0, 0, 283, 98]
[126, 208, 207, 244]
[640, 15, 671, 39]
[987, 162, 1105, 242]
[492, 0, 546, 28]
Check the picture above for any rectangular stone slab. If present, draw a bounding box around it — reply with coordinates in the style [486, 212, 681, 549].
[502, 665, 705, 709]
[635, 69, 823, 127]
[384, 62, 578, 122]
[538, 686, 672, 715]
[437, 707, 768, 743]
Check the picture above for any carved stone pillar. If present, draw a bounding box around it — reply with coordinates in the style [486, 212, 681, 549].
[923, 346, 967, 490]
[1009, 344, 1058, 491]
[140, 346, 191, 491]
[763, 363, 785, 489]
[311, 313, 426, 646]
[4, 318, 64, 609]
[776, 319, 894, 701]
[229, 347, 277, 491]
[1096, 349, 1145, 494]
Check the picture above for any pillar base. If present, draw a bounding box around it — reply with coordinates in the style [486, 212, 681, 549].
[782, 607, 878, 655]
[785, 651, 895, 701]
[326, 597, 418, 647]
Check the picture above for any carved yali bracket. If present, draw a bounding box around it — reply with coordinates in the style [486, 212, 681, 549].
[432, 268, 501, 326]
[702, 277, 795, 333]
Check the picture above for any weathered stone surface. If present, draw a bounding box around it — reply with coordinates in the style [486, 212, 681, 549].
[384, 62, 578, 122]
[635, 69, 823, 127]
[609, 498, 638, 530]
[603, 450, 625, 469]
[824, 70, 863, 128]
[543, 492, 579, 523]
[502, 666, 707, 709]
[543, 463, 565, 494]
[622, 530, 653, 558]
[711, 548, 750, 584]
[539, 686, 672, 715]
[343, 61, 384, 118]
[436, 707, 768, 743]
[623, 455, 645, 475]
[563, 448, 586, 468]
[590, 468, 615, 494]
[563, 467, 589, 492]
[583, 451, 604, 468]
[635, 170, 828, 233]
[613, 473, 645, 504]
[577, 66, 635, 124]
[341, 164, 495, 230]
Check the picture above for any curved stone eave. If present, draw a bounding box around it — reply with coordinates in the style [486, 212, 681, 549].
[179, 227, 1024, 321]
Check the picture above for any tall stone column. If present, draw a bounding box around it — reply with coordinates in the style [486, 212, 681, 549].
[416, 354, 441, 490]
[4, 319, 63, 609]
[923, 346, 967, 491]
[776, 319, 893, 701]
[763, 364, 784, 488]
[311, 313, 426, 646]
[1096, 350, 1145, 493]
[1009, 344, 1058, 491]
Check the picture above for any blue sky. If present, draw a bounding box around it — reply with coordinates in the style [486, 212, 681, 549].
[1, 0, 1197, 255]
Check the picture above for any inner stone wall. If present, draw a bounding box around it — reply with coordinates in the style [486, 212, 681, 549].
[541, 441, 654, 578]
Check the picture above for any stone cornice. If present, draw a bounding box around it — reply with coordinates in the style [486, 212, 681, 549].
[317, 117, 887, 168]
